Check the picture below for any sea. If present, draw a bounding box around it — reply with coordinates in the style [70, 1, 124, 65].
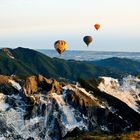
[38, 50, 140, 61]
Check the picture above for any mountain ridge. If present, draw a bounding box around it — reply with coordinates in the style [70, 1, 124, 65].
[0, 47, 140, 80]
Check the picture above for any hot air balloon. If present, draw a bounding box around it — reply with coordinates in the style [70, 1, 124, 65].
[94, 24, 100, 30]
[54, 40, 68, 55]
[83, 36, 93, 46]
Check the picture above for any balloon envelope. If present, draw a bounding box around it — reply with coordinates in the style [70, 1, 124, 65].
[54, 40, 68, 54]
[94, 24, 100, 30]
[83, 36, 93, 46]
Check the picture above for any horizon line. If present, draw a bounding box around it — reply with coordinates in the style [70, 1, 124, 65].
[0, 47, 140, 53]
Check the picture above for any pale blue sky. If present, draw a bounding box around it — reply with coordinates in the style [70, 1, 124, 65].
[0, 0, 140, 51]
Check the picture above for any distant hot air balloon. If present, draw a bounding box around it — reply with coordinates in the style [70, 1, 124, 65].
[83, 36, 93, 46]
[54, 40, 68, 55]
[94, 24, 100, 30]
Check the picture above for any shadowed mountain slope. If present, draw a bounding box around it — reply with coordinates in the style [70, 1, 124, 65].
[0, 47, 140, 80]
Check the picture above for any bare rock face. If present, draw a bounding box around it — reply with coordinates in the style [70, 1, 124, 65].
[24, 76, 38, 94]
[0, 75, 21, 95]
[24, 75, 62, 95]
[0, 75, 11, 84]
[37, 75, 62, 94]
[23, 75, 62, 105]
[2, 48, 15, 59]
[67, 89, 99, 108]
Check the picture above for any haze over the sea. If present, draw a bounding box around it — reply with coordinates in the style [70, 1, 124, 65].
[0, 0, 140, 52]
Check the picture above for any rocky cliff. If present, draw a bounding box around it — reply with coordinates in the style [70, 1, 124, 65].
[0, 75, 140, 140]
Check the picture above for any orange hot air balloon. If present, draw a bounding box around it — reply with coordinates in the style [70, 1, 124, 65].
[54, 40, 68, 55]
[94, 24, 100, 30]
[83, 36, 93, 46]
